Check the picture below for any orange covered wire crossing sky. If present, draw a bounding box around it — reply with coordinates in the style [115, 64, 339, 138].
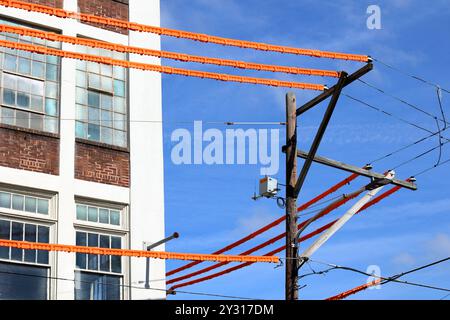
[0, 0, 370, 62]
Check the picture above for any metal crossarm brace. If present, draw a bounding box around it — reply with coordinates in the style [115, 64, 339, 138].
[293, 72, 348, 198]
[296, 63, 373, 116]
[287, 149, 417, 191]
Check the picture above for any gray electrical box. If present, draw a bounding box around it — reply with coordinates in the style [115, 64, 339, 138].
[259, 176, 278, 198]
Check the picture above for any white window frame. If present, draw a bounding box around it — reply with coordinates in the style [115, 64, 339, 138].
[73, 198, 129, 300]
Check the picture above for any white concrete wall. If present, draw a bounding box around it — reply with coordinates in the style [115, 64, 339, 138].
[0, 0, 165, 300]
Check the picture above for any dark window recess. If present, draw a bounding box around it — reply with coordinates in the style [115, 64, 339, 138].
[74, 271, 121, 300]
[0, 262, 48, 300]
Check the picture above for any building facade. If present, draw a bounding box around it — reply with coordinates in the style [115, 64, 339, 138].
[0, 0, 165, 300]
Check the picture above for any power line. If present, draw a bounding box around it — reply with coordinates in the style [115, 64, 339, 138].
[412, 156, 450, 178]
[0, 269, 259, 300]
[357, 79, 449, 127]
[307, 257, 450, 296]
[372, 57, 450, 94]
[392, 141, 450, 170]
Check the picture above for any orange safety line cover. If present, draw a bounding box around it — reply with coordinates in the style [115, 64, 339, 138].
[0, 24, 340, 78]
[326, 279, 382, 300]
[0, 239, 279, 263]
[167, 187, 363, 285]
[0, 39, 325, 91]
[169, 184, 404, 290]
[166, 173, 358, 277]
[0, 0, 369, 62]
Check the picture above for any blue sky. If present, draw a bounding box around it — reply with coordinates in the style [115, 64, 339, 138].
[159, 0, 450, 300]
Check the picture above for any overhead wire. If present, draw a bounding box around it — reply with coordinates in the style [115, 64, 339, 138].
[0, 270, 259, 300]
[168, 184, 405, 290]
[372, 57, 450, 94]
[0, 0, 369, 62]
[0, 39, 325, 90]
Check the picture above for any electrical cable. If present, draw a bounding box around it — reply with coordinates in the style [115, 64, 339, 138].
[372, 57, 450, 94]
[0, 24, 341, 78]
[0, 39, 325, 90]
[392, 141, 450, 170]
[166, 173, 358, 277]
[357, 79, 450, 127]
[168, 184, 403, 290]
[0, 0, 369, 62]
[0, 270, 259, 300]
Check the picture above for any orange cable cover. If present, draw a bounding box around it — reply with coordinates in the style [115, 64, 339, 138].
[0, 0, 369, 62]
[0, 39, 325, 90]
[0, 24, 340, 78]
[166, 173, 359, 277]
[169, 185, 404, 290]
[326, 279, 382, 300]
[0, 239, 279, 263]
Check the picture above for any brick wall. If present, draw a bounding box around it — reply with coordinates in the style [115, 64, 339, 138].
[78, 0, 129, 35]
[20, 0, 64, 8]
[75, 140, 130, 187]
[0, 125, 59, 175]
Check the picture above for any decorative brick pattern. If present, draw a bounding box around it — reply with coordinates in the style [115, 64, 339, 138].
[78, 0, 129, 35]
[20, 0, 63, 8]
[75, 140, 130, 187]
[0, 125, 59, 175]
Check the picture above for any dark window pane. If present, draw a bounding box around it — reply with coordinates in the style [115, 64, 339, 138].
[0, 220, 10, 259]
[75, 232, 87, 269]
[111, 237, 121, 273]
[87, 124, 100, 141]
[11, 222, 23, 261]
[99, 235, 110, 272]
[37, 226, 49, 264]
[87, 233, 98, 271]
[88, 91, 100, 107]
[3, 89, 15, 105]
[0, 262, 48, 300]
[74, 272, 120, 300]
[17, 92, 30, 108]
[24, 224, 37, 263]
[0, 192, 11, 208]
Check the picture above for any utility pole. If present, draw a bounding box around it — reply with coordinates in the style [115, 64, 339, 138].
[285, 92, 298, 300]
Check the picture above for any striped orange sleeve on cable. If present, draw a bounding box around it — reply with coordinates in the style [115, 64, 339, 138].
[168, 185, 404, 290]
[0, 24, 341, 78]
[0, 39, 325, 90]
[167, 188, 363, 286]
[0, 0, 369, 62]
[166, 173, 359, 277]
[326, 279, 382, 300]
[0, 239, 279, 263]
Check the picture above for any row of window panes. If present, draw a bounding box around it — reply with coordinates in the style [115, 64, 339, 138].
[76, 70, 126, 96]
[75, 231, 122, 274]
[0, 107, 58, 132]
[1, 51, 59, 81]
[76, 204, 120, 226]
[0, 191, 49, 215]
[0, 219, 49, 264]
[76, 88, 126, 114]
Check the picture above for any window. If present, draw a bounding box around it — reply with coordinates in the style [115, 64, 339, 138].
[0, 219, 50, 264]
[0, 262, 48, 300]
[75, 45, 127, 147]
[74, 271, 121, 300]
[76, 204, 121, 227]
[0, 18, 60, 133]
[75, 231, 123, 300]
[0, 190, 50, 215]
[75, 231, 122, 273]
